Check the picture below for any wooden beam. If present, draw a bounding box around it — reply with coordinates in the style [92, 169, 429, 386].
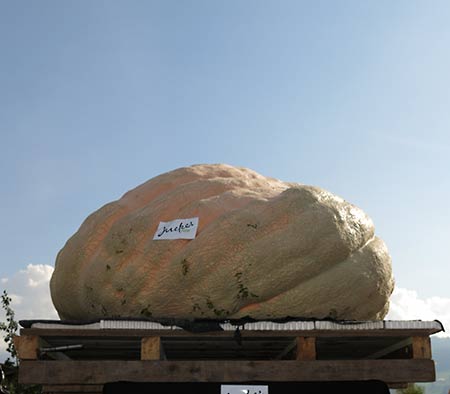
[14, 335, 40, 360]
[141, 337, 161, 360]
[365, 337, 412, 359]
[18, 359, 436, 385]
[296, 337, 316, 360]
[412, 336, 432, 359]
[275, 339, 297, 360]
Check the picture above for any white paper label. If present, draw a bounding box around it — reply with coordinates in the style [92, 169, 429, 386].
[221, 385, 268, 394]
[153, 217, 199, 240]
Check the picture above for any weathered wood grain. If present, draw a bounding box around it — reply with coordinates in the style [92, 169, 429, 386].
[141, 337, 161, 360]
[296, 337, 316, 360]
[412, 336, 432, 359]
[19, 359, 435, 385]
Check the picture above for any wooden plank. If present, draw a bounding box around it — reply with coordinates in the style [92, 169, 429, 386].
[275, 339, 297, 359]
[412, 336, 432, 359]
[296, 337, 316, 360]
[141, 337, 161, 360]
[365, 337, 412, 359]
[14, 335, 40, 360]
[19, 359, 436, 384]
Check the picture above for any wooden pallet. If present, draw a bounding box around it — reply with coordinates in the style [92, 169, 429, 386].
[15, 320, 441, 394]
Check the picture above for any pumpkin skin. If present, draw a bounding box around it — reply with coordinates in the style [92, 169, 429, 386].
[50, 164, 394, 321]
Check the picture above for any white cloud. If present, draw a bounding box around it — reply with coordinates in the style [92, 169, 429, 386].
[1, 264, 58, 322]
[386, 287, 449, 337]
[0, 264, 58, 362]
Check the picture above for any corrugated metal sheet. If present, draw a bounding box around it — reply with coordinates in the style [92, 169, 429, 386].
[29, 319, 443, 332]
[314, 321, 385, 330]
[100, 320, 181, 330]
[384, 320, 442, 330]
[220, 321, 315, 331]
[30, 322, 101, 330]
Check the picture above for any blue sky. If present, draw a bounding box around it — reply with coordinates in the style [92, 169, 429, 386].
[1, 1, 450, 303]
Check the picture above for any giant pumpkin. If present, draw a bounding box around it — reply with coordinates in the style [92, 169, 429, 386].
[50, 164, 394, 321]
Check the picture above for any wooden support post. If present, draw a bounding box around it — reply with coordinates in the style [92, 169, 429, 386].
[141, 337, 162, 360]
[412, 336, 432, 359]
[296, 337, 316, 360]
[14, 335, 40, 360]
